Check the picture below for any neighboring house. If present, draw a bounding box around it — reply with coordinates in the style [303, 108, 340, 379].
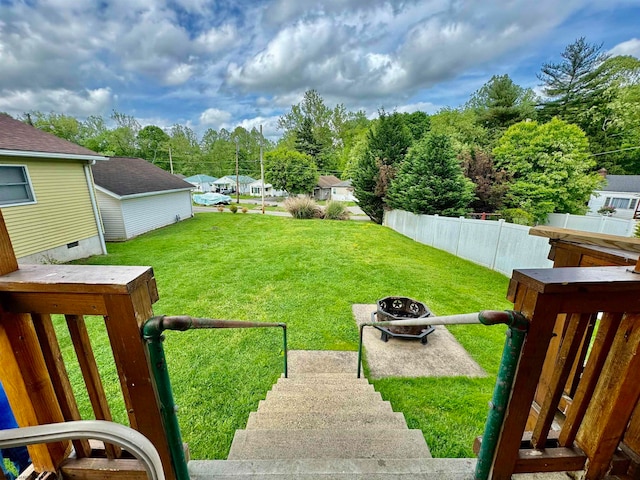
[331, 179, 356, 202]
[0, 114, 108, 264]
[213, 175, 256, 194]
[588, 173, 640, 220]
[313, 175, 341, 201]
[248, 180, 286, 197]
[184, 174, 218, 192]
[92, 157, 194, 241]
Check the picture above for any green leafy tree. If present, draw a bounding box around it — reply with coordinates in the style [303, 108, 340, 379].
[351, 110, 413, 224]
[264, 148, 318, 195]
[429, 108, 489, 152]
[105, 111, 141, 157]
[166, 124, 202, 175]
[467, 75, 536, 133]
[137, 125, 169, 164]
[29, 111, 82, 143]
[386, 133, 474, 216]
[493, 118, 602, 224]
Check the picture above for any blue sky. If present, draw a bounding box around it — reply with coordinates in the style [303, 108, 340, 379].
[0, 0, 639, 140]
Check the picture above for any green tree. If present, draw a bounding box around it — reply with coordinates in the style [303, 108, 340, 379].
[351, 110, 413, 224]
[493, 118, 602, 223]
[467, 75, 536, 132]
[29, 111, 82, 143]
[402, 111, 431, 141]
[264, 148, 318, 195]
[105, 111, 140, 157]
[386, 133, 474, 216]
[166, 124, 201, 175]
[538, 38, 609, 122]
[137, 125, 169, 164]
[429, 108, 489, 152]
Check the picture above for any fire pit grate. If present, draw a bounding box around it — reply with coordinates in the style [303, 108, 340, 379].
[373, 296, 436, 345]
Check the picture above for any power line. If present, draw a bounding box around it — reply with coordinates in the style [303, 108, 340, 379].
[591, 146, 640, 156]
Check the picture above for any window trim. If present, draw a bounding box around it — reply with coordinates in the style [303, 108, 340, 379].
[0, 164, 37, 207]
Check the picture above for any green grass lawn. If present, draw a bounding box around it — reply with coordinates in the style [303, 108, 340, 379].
[61, 213, 511, 459]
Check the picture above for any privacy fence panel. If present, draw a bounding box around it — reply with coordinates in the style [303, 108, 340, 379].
[546, 213, 636, 237]
[384, 210, 553, 277]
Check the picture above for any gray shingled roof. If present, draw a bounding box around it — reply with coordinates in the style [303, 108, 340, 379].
[317, 175, 341, 188]
[0, 113, 103, 158]
[92, 157, 194, 197]
[602, 175, 640, 193]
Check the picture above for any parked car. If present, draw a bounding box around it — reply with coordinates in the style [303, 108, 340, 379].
[220, 188, 236, 195]
[193, 192, 232, 206]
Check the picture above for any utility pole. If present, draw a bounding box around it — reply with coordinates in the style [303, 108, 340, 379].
[260, 125, 265, 214]
[168, 145, 174, 174]
[235, 137, 240, 204]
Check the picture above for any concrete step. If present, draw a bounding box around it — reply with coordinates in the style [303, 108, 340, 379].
[288, 351, 358, 375]
[189, 458, 477, 479]
[256, 397, 393, 414]
[284, 373, 364, 383]
[246, 411, 408, 430]
[227, 429, 431, 460]
[264, 389, 381, 403]
[272, 380, 375, 394]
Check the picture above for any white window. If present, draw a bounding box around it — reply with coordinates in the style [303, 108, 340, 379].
[0, 165, 36, 206]
[605, 197, 638, 210]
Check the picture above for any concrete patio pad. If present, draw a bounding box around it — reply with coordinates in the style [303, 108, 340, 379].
[352, 304, 486, 379]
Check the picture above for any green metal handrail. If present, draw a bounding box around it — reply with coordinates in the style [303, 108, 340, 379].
[143, 316, 287, 480]
[357, 309, 529, 480]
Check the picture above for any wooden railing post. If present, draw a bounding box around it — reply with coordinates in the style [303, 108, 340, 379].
[0, 209, 18, 275]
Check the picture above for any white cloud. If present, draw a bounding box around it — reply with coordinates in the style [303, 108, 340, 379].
[199, 108, 232, 126]
[221, 115, 281, 140]
[165, 64, 195, 85]
[609, 38, 640, 58]
[0, 88, 112, 118]
[195, 24, 237, 53]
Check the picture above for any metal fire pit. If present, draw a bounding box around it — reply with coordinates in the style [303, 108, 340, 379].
[373, 296, 435, 344]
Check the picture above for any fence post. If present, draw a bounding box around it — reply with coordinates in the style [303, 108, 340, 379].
[490, 219, 506, 271]
[599, 216, 607, 233]
[563, 213, 570, 228]
[455, 216, 464, 257]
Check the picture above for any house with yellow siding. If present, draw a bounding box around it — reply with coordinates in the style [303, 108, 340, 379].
[0, 114, 108, 263]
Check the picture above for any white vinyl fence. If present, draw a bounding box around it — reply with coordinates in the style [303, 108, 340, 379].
[545, 213, 637, 237]
[384, 210, 553, 277]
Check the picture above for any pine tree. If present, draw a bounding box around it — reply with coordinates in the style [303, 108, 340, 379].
[386, 134, 473, 216]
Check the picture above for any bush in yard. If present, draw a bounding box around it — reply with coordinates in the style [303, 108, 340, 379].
[216, 205, 224, 212]
[241, 207, 248, 213]
[229, 204, 238, 214]
[283, 196, 322, 219]
[324, 200, 350, 220]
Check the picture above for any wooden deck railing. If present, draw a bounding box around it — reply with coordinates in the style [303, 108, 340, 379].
[474, 227, 640, 479]
[0, 211, 176, 480]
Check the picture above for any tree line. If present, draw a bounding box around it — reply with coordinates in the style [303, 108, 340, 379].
[13, 37, 640, 225]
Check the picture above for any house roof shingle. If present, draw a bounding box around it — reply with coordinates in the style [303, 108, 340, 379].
[602, 175, 640, 193]
[184, 174, 218, 183]
[92, 157, 194, 197]
[317, 175, 341, 189]
[0, 114, 103, 158]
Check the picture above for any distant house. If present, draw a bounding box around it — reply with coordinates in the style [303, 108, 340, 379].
[0, 114, 108, 263]
[331, 179, 356, 202]
[588, 173, 640, 220]
[213, 175, 256, 194]
[248, 180, 286, 197]
[92, 157, 194, 241]
[313, 175, 341, 201]
[184, 174, 218, 192]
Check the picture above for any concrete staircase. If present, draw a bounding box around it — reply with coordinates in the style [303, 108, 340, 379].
[188, 351, 477, 479]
